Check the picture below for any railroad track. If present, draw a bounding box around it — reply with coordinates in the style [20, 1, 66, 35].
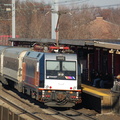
[0, 87, 45, 120]
[67, 108, 97, 120]
[51, 108, 98, 120]
[0, 85, 98, 120]
[0, 86, 78, 120]
[0, 95, 42, 120]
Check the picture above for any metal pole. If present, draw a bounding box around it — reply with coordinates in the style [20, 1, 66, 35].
[98, 49, 100, 71]
[112, 53, 114, 76]
[55, 13, 60, 46]
[51, 0, 59, 40]
[12, 0, 15, 46]
[87, 53, 90, 81]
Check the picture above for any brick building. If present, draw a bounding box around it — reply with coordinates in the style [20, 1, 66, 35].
[0, 35, 19, 45]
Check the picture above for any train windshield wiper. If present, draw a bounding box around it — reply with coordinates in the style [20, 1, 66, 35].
[54, 65, 59, 70]
[62, 66, 68, 71]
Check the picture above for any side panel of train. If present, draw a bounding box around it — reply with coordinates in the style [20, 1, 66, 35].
[22, 51, 45, 99]
[0, 46, 9, 81]
[0, 47, 30, 92]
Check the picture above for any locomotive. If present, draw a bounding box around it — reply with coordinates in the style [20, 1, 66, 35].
[0, 46, 82, 107]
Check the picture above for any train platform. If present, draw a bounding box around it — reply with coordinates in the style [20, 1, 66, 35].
[81, 84, 118, 114]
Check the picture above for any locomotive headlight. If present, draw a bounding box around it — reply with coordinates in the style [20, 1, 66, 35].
[58, 73, 61, 76]
[61, 73, 64, 76]
[73, 86, 77, 90]
[46, 85, 49, 89]
[58, 72, 64, 76]
[45, 85, 52, 89]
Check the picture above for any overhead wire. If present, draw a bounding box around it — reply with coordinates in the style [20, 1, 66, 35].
[22, 0, 89, 6]
[53, 0, 89, 4]
[20, 1, 120, 11]
[18, 1, 120, 17]
[1, 1, 120, 19]
[68, 3, 120, 12]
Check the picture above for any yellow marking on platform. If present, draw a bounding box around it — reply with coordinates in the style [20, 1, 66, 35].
[83, 87, 110, 97]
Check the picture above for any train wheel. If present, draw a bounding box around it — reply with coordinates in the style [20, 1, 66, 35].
[30, 90, 36, 99]
[30, 90, 33, 98]
[22, 87, 27, 94]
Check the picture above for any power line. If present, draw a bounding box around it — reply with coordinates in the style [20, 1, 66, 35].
[15, 1, 120, 12]
[49, 0, 90, 6]
[55, 0, 90, 6]
[1, 1, 120, 21]
[53, 0, 89, 4]
[68, 4, 120, 11]
[14, 2, 120, 17]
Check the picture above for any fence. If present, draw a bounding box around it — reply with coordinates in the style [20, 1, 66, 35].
[0, 105, 25, 120]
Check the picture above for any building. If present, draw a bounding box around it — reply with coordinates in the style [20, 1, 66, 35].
[87, 17, 120, 39]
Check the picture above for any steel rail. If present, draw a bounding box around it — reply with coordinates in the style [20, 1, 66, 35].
[0, 92, 43, 120]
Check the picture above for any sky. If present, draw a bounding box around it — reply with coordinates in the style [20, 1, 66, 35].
[87, 0, 120, 6]
[32, 0, 120, 7]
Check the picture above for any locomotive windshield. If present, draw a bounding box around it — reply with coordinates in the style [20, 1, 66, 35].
[46, 60, 76, 80]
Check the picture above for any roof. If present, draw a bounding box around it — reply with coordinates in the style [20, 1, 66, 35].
[94, 41, 120, 50]
[9, 38, 56, 44]
[9, 38, 120, 50]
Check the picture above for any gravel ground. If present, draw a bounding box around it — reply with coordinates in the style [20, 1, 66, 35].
[76, 107, 120, 120]
[96, 113, 120, 120]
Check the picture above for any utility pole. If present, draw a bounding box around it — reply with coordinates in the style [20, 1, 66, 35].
[12, 0, 15, 46]
[51, 0, 59, 41]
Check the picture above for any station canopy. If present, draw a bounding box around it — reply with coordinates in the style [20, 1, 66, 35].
[9, 38, 120, 50]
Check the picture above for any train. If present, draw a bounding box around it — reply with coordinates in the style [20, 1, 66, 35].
[0, 46, 82, 107]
